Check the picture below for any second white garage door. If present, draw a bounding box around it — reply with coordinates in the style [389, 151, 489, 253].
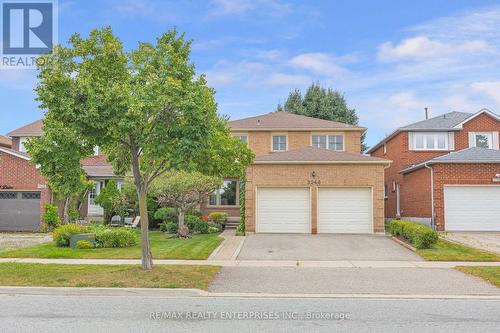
[318, 187, 372, 233]
[444, 186, 500, 231]
[256, 187, 310, 233]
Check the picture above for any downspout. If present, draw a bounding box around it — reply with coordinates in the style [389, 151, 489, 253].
[424, 163, 435, 230]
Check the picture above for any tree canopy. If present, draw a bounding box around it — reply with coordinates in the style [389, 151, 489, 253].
[277, 83, 367, 151]
[35, 27, 254, 269]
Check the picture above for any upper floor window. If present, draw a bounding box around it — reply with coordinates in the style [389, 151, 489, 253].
[411, 132, 449, 150]
[208, 180, 238, 206]
[233, 135, 248, 144]
[272, 135, 287, 151]
[470, 132, 494, 149]
[312, 135, 344, 151]
[19, 137, 30, 153]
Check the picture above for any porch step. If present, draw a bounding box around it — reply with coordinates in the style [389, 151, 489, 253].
[225, 217, 240, 229]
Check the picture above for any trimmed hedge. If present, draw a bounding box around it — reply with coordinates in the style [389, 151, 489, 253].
[389, 220, 438, 249]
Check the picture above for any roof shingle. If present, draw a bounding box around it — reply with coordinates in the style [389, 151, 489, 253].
[229, 112, 364, 131]
[0, 135, 12, 148]
[7, 119, 43, 137]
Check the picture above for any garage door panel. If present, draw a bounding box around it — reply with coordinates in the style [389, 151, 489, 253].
[257, 188, 310, 233]
[318, 187, 372, 234]
[0, 192, 40, 232]
[444, 186, 500, 231]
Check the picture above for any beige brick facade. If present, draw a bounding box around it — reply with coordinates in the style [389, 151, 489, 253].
[244, 163, 386, 233]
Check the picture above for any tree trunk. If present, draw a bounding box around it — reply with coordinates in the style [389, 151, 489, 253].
[178, 209, 185, 229]
[138, 188, 153, 270]
[63, 197, 70, 224]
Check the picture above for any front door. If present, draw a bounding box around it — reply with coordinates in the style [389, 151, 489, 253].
[88, 181, 104, 216]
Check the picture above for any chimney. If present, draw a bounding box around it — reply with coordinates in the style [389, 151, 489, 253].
[424, 107, 429, 120]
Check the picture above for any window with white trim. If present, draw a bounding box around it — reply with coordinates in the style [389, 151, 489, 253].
[312, 135, 344, 151]
[19, 137, 30, 153]
[412, 132, 449, 150]
[233, 135, 248, 144]
[472, 132, 493, 149]
[208, 180, 238, 206]
[272, 135, 287, 151]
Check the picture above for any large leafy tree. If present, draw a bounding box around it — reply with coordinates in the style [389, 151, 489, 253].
[25, 121, 93, 223]
[151, 170, 222, 235]
[35, 27, 253, 269]
[277, 83, 367, 152]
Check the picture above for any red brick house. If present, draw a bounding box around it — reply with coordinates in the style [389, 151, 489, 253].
[0, 135, 11, 149]
[368, 108, 500, 231]
[0, 120, 121, 231]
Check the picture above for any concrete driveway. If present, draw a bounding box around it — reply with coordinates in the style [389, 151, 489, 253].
[442, 232, 500, 254]
[0, 233, 51, 250]
[237, 234, 422, 261]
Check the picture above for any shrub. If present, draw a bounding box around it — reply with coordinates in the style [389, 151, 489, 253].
[53, 224, 92, 247]
[94, 228, 137, 248]
[161, 222, 178, 234]
[43, 204, 60, 229]
[185, 214, 201, 232]
[75, 240, 94, 249]
[389, 220, 438, 249]
[194, 220, 210, 234]
[94, 180, 119, 223]
[208, 212, 227, 226]
[186, 210, 202, 217]
[154, 207, 178, 223]
[208, 226, 220, 234]
[68, 208, 80, 223]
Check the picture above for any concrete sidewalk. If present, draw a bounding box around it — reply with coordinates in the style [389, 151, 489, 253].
[1, 257, 500, 268]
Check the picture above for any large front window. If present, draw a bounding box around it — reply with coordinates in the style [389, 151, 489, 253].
[209, 180, 238, 206]
[272, 135, 287, 151]
[412, 132, 449, 150]
[312, 135, 344, 150]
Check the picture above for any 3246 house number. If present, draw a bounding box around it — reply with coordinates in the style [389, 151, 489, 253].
[307, 179, 321, 185]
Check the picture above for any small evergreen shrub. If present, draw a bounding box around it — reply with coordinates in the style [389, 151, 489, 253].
[185, 214, 201, 232]
[389, 220, 438, 249]
[53, 224, 92, 247]
[194, 220, 210, 234]
[43, 204, 61, 229]
[161, 222, 178, 234]
[75, 240, 94, 249]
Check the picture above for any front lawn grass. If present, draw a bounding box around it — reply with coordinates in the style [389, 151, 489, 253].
[418, 239, 500, 261]
[456, 266, 500, 288]
[0, 232, 223, 260]
[0, 263, 219, 289]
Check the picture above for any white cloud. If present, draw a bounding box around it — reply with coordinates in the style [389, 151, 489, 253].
[377, 36, 488, 62]
[471, 81, 500, 106]
[266, 73, 311, 86]
[208, 0, 291, 17]
[288, 53, 348, 77]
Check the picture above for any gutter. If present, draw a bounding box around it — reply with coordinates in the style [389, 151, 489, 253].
[424, 163, 435, 230]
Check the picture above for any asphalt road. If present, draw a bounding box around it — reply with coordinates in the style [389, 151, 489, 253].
[0, 293, 499, 333]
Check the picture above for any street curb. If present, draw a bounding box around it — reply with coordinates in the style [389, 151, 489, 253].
[0, 286, 499, 300]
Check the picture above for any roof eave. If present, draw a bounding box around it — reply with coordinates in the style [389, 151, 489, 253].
[400, 159, 500, 174]
[230, 127, 366, 132]
[0, 147, 31, 161]
[452, 108, 500, 129]
[253, 160, 391, 165]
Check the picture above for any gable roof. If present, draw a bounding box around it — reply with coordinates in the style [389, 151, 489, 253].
[0, 135, 12, 148]
[7, 119, 43, 137]
[367, 109, 500, 154]
[81, 155, 119, 178]
[254, 146, 390, 164]
[229, 112, 365, 131]
[400, 147, 500, 174]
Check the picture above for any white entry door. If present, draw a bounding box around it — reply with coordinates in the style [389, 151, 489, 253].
[444, 186, 500, 231]
[256, 187, 310, 233]
[88, 181, 104, 216]
[318, 187, 372, 233]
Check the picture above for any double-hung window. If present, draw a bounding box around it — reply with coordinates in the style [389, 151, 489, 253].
[471, 132, 493, 149]
[233, 134, 248, 145]
[312, 134, 344, 151]
[412, 132, 449, 150]
[209, 180, 238, 206]
[272, 135, 287, 151]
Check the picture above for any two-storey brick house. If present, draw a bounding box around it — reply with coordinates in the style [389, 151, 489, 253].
[368, 108, 500, 231]
[0, 120, 121, 231]
[201, 112, 391, 234]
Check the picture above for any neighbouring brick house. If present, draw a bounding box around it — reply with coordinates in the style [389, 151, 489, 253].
[200, 112, 390, 234]
[368, 108, 500, 231]
[0, 120, 121, 231]
[0, 135, 11, 149]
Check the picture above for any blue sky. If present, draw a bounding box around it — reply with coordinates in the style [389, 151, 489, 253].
[1, 0, 500, 147]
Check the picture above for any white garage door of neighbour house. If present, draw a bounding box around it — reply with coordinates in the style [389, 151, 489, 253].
[256, 187, 310, 233]
[444, 186, 500, 231]
[318, 187, 373, 233]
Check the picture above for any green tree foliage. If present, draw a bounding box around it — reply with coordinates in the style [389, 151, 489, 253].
[94, 180, 119, 223]
[277, 83, 367, 152]
[151, 170, 222, 236]
[35, 27, 253, 268]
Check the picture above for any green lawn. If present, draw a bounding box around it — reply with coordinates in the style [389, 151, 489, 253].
[0, 232, 223, 260]
[418, 239, 500, 261]
[0, 263, 219, 289]
[456, 266, 500, 288]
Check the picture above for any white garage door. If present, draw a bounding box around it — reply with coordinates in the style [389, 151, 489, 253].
[256, 187, 310, 233]
[444, 186, 500, 231]
[318, 187, 372, 233]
